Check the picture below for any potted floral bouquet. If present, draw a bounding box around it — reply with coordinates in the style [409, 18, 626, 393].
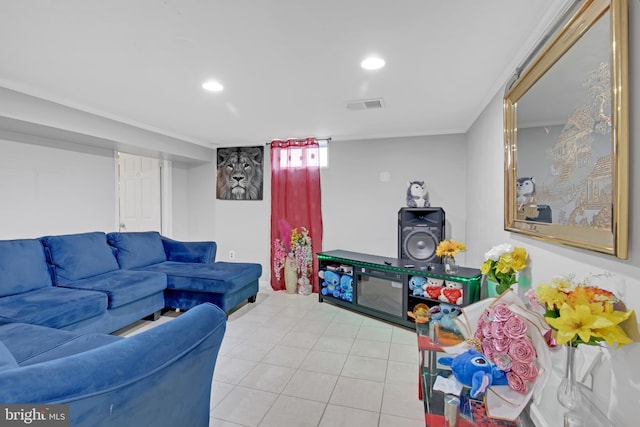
[273, 220, 313, 294]
[480, 244, 528, 295]
[436, 239, 466, 273]
[526, 273, 637, 409]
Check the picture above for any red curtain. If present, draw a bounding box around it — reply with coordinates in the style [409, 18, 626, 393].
[270, 138, 323, 293]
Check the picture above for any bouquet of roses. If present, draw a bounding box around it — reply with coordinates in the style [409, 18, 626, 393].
[475, 302, 539, 395]
[445, 291, 551, 421]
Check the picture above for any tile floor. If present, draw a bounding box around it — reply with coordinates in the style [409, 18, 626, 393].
[121, 284, 425, 427]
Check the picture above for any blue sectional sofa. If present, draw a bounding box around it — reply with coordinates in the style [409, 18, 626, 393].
[0, 302, 227, 427]
[0, 231, 261, 334]
[107, 231, 262, 313]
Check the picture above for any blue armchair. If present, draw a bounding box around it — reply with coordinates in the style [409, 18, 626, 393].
[0, 303, 226, 427]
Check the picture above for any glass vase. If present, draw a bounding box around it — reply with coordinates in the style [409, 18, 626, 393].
[557, 344, 582, 410]
[283, 254, 298, 294]
[443, 256, 458, 274]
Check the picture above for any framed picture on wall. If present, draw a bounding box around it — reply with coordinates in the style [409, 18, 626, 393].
[216, 146, 264, 200]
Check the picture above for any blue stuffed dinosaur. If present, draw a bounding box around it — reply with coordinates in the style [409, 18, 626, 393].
[438, 349, 508, 399]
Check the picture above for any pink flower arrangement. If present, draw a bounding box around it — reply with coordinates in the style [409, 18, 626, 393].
[273, 219, 313, 282]
[475, 302, 539, 394]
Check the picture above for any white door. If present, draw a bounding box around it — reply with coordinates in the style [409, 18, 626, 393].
[118, 152, 162, 232]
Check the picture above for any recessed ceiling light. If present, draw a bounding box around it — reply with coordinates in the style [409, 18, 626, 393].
[202, 80, 224, 92]
[361, 57, 385, 70]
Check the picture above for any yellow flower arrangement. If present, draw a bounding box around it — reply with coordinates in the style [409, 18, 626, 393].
[480, 243, 528, 294]
[528, 274, 634, 348]
[435, 240, 466, 258]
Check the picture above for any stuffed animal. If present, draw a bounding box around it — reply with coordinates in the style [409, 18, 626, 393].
[516, 176, 536, 208]
[439, 280, 464, 305]
[339, 274, 353, 302]
[408, 276, 428, 297]
[438, 349, 508, 398]
[424, 277, 444, 300]
[428, 303, 461, 330]
[406, 181, 430, 207]
[321, 270, 341, 296]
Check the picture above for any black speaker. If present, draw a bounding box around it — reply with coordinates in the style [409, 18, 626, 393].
[398, 207, 445, 263]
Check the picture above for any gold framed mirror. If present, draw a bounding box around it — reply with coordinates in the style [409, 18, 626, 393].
[503, 0, 628, 259]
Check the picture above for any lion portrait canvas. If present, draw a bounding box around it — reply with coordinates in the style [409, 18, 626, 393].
[216, 146, 264, 200]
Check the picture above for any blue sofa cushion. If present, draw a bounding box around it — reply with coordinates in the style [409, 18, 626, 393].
[0, 323, 121, 366]
[41, 232, 119, 285]
[161, 237, 217, 263]
[0, 287, 108, 329]
[139, 261, 262, 293]
[58, 270, 167, 309]
[106, 231, 167, 269]
[0, 239, 52, 297]
[0, 341, 18, 372]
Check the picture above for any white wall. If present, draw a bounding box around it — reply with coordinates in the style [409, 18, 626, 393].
[321, 135, 468, 260]
[466, 2, 640, 422]
[0, 139, 116, 238]
[170, 162, 190, 240]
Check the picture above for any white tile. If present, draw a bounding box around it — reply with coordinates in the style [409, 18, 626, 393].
[210, 381, 235, 409]
[329, 376, 384, 412]
[300, 350, 347, 376]
[313, 336, 354, 354]
[323, 322, 360, 338]
[304, 310, 337, 322]
[208, 289, 425, 427]
[380, 380, 425, 420]
[386, 360, 419, 384]
[278, 331, 321, 349]
[211, 386, 278, 427]
[258, 395, 326, 427]
[379, 413, 425, 427]
[318, 404, 380, 427]
[213, 357, 257, 385]
[391, 327, 419, 345]
[239, 363, 296, 393]
[361, 317, 394, 329]
[209, 418, 246, 427]
[331, 310, 365, 326]
[389, 342, 419, 364]
[261, 344, 309, 369]
[217, 336, 246, 357]
[292, 321, 330, 335]
[282, 370, 339, 402]
[356, 326, 393, 342]
[349, 339, 390, 360]
[341, 355, 388, 382]
[227, 340, 275, 362]
[248, 325, 290, 343]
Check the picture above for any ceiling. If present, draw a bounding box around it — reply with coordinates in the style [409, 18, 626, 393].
[0, 0, 565, 149]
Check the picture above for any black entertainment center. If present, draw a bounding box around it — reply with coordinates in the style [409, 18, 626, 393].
[317, 249, 482, 328]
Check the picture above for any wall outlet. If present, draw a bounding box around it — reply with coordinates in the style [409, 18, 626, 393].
[229, 250, 235, 260]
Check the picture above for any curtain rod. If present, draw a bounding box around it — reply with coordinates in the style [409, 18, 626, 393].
[265, 137, 331, 146]
[505, 0, 584, 94]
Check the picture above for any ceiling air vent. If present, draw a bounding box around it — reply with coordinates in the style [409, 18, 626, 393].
[346, 98, 384, 111]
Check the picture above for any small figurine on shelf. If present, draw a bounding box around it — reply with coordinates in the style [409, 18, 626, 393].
[439, 280, 464, 305]
[408, 276, 428, 297]
[339, 274, 353, 302]
[406, 180, 430, 207]
[424, 277, 444, 300]
[320, 270, 341, 296]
